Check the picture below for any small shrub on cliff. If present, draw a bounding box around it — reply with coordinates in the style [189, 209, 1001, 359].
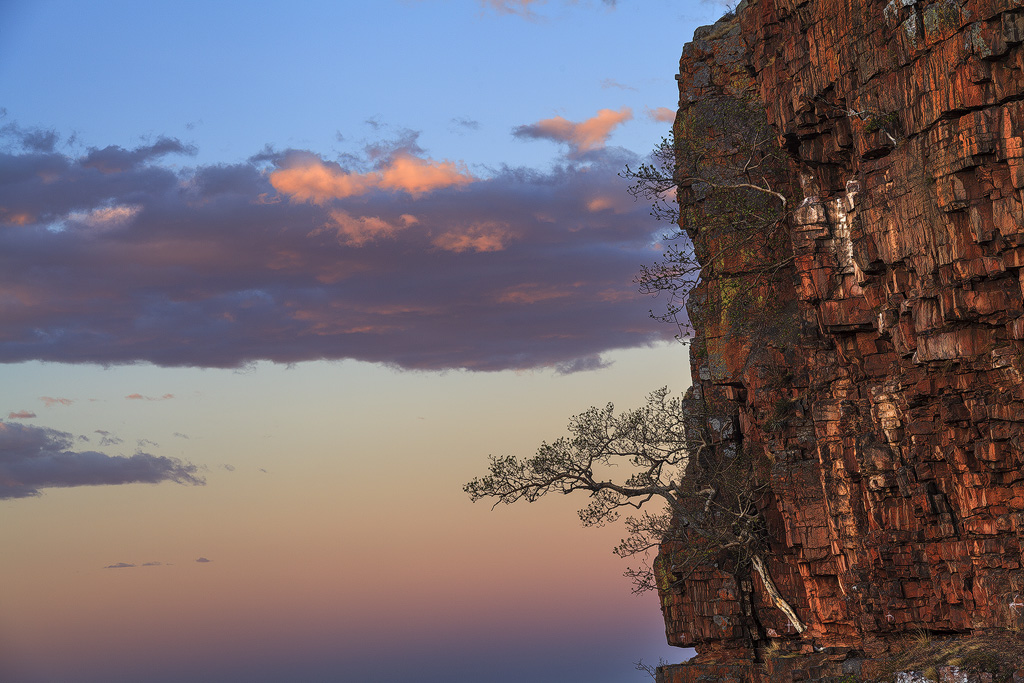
[623, 93, 794, 344]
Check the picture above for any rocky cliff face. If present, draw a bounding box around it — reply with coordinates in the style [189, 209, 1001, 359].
[658, 0, 1024, 679]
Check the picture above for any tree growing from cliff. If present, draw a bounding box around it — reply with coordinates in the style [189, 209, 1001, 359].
[464, 387, 806, 633]
[623, 94, 792, 340]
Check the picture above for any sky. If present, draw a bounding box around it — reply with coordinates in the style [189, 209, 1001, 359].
[0, 1, 726, 681]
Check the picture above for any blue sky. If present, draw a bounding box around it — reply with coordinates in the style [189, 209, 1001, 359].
[0, 1, 725, 681]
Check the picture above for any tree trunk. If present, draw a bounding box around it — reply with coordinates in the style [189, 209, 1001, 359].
[750, 553, 805, 634]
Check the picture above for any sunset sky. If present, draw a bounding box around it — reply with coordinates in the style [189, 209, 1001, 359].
[0, 1, 724, 681]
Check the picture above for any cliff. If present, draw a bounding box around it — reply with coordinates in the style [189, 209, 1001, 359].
[657, 0, 1024, 680]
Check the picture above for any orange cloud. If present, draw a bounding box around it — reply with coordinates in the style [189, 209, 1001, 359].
[268, 162, 374, 203]
[514, 107, 633, 155]
[316, 211, 419, 247]
[378, 154, 475, 195]
[646, 106, 675, 123]
[269, 155, 474, 204]
[39, 396, 73, 407]
[432, 222, 512, 253]
[0, 209, 34, 226]
[497, 284, 571, 304]
[8, 410, 36, 419]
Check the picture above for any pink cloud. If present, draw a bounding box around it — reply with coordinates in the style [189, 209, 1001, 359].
[316, 211, 419, 247]
[7, 410, 36, 419]
[645, 106, 675, 123]
[267, 160, 374, 203]
[432, 222, 512, 253]
[0, 209, 35, 226]
[497, 284, 573, 304]
[66, 204, 141, 232]
[269, 154, 474, 204]
[513, 107, 633, 156]
[39, 396, 73, 407]
[125, 393, 174, 401]
[377, 154, 475, 195]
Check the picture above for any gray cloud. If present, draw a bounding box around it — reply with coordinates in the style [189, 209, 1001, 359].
[0, 422, 204, 500]
[81, 137, 196, 174]
[555, 354, 613, 374]
[104, 562, 136, 569]
[94, 430, 124, 447]
[195, 557, 211, 563]
[0, 123, 670, 373]
[0, 121, 61, 153]
[450, 117, 481, 132]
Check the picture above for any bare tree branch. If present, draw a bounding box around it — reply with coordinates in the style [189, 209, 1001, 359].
[465, 387, 806, 632]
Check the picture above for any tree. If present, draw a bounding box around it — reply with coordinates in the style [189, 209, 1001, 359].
[467, 91, 809, 639]
[622, 94, 793, 342]
[464, 387, 806, 633]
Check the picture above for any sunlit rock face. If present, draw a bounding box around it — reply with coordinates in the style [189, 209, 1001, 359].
[659, 0, 1024, 679]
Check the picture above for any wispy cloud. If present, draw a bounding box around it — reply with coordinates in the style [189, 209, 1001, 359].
[555, 354, 612, 374]
[512, 107, 633, 157]
[7, 411, 35, 419]
[104, 562, 136, 569]
[600, 78, 637, 91]
[0, 422, 204, 500]
[449, 117, 480, 132]
[94, 430, 124, 446]
[125, 393, 174, 401]
[479, 0, 546, 17]
[479, 0, 616, 19]
[39, 397, 73, 408]
[0, 120, 670, 373]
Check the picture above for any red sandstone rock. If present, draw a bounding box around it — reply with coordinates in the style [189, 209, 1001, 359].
[659, 0, 1024, 678]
